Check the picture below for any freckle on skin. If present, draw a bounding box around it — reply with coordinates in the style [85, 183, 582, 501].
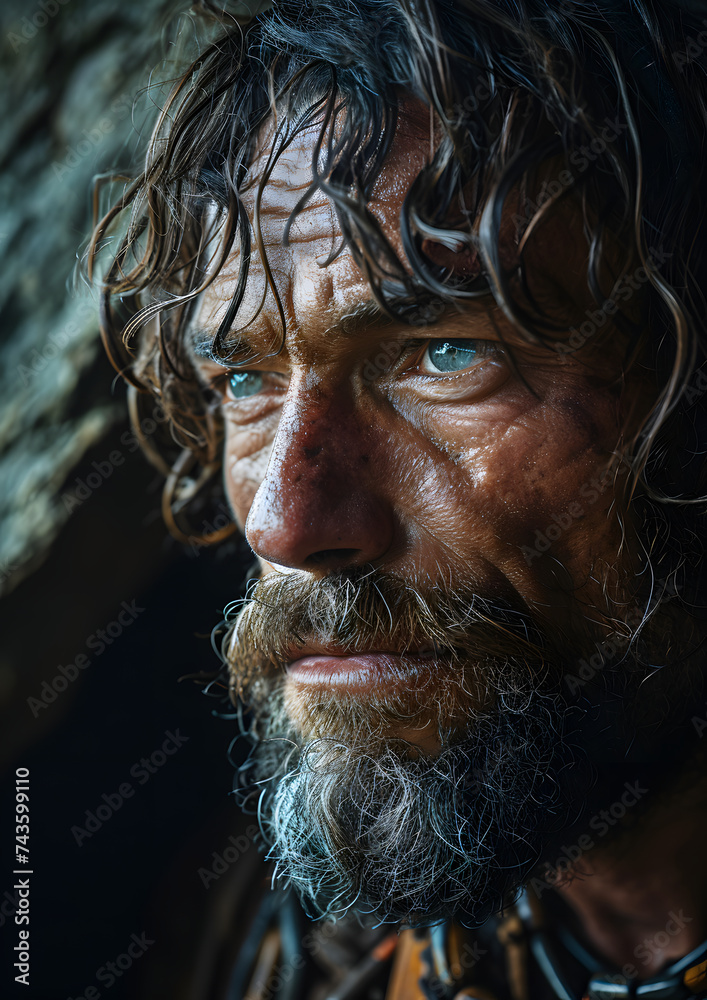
[202, 107, 644, 637]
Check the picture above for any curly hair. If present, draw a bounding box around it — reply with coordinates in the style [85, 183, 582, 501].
[88, 0, 707, 599]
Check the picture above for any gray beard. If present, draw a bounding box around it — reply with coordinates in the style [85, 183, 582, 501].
[227, 567, 694, 927]
[243, 668, 587, 926]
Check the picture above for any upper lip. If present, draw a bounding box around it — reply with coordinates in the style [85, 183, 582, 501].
[283, 641, 438, 662]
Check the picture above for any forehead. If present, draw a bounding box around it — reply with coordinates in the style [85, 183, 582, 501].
[196, 100, 436, 347]
[194, 98, 614, 360]
[251, 93, 434, 248]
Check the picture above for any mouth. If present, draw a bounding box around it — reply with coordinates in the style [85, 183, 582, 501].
[284, 642, 444, 695]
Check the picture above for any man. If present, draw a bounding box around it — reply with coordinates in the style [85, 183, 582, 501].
[90, 0, 707, 997]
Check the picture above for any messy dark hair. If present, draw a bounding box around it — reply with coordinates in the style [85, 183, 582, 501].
[89, 0, 707, 598]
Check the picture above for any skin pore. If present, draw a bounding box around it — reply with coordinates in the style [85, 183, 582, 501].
[194, 113, 644, 642]
[189, 105, 707, 972]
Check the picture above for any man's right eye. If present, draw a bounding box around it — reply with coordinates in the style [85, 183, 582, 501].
[227, 371, 264, 399]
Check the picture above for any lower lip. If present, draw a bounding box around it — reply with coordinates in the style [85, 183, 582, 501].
[285, 653, 437, 693]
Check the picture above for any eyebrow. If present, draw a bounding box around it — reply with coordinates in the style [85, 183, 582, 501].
[332, 300, 390, 338]
[190, 330, 244, 363]
[189, 299, 392, 364]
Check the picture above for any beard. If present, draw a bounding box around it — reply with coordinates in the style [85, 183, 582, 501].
[223, 566, 694, 927]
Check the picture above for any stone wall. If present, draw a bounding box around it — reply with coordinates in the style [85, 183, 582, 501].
[0, 0, 183, 596]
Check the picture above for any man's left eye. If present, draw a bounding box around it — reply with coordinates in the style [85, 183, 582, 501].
[228, 371, 264, 399]
[421, 339, 493, 374]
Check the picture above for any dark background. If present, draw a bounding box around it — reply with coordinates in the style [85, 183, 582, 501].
[0, 2, 261, 996]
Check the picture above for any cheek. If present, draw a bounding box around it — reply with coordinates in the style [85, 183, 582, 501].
[396, 380, 626, 577]
[223, 418, 277, 529]
[480, 419, 608, 518]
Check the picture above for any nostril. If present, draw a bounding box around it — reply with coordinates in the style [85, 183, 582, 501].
[305, 548, 361, 569]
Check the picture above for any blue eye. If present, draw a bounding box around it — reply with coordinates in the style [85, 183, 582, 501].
[228, 371, 264, 399]
[423, 339, 490, 373]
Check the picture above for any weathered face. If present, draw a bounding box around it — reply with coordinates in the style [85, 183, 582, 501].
[188, 106, 654, 923]
[193, 110, 648, 688]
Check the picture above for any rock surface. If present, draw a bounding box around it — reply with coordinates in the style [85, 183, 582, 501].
[0, 0, 185, 595]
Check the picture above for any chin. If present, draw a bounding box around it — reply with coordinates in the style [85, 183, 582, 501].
[240, 668, 591, 927]
[227, 568, 690, 925]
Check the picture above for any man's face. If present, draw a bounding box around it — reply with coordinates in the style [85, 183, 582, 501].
[189, 107, 652, 923]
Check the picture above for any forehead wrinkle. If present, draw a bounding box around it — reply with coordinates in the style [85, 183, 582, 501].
[256, 188, 331, 220]
[245, 114, 330, 217]
[197, 99, 480, 366]
[250, 179, 339, 256]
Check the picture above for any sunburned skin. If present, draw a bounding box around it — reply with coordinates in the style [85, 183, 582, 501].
[187, 105, 707, 966]
[190, 106, 653, 670]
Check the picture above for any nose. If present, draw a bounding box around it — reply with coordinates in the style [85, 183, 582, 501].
[244, 382, 395, 571]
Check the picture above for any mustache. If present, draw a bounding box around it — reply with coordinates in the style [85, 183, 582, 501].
[224, 566, 554, 699]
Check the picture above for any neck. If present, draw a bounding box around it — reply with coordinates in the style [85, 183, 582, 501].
[551, 768, 707, 979]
